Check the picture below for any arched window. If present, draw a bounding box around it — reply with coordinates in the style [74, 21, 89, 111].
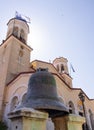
[68, 101, 75, 114]
[10, 96, 19, 111]
[20, 29, 25, 43]
[77, 100, 84, 116]
[61, 64, 64, 72]
[13, 27, 18, 37]
[21, 93, 27, 104]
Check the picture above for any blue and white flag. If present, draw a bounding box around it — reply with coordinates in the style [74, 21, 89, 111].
[70, 63, 75, 72]
[15, 11, 31, 23]
[15, 11, 22, 18]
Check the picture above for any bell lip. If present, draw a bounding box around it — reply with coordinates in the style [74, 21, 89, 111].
[24, 98, 69, 114]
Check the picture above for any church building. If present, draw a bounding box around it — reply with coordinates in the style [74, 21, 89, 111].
[0, 16, 94, 130]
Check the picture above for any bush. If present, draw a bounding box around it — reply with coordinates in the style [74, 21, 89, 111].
[0, 121, 7, 130]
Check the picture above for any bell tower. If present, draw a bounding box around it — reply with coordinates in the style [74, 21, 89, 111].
[53, 57, 73, 88]
[0, 16, 32, 120]
[6, 17, 29, 43]
[53, 57, 69, 74]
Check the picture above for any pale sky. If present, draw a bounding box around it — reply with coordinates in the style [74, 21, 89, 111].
[0, 0, 94, 98]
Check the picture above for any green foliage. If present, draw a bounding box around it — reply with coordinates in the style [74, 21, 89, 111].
[0, 121, 7, 130]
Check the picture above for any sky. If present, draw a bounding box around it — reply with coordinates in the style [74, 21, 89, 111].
[0, 0, 94, 98]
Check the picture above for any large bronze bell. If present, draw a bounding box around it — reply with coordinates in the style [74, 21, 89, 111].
[23, 68, 69, 118]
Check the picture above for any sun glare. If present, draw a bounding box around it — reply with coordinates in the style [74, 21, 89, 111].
[27, 24, 48, 61]
[28, 24, 44, 50]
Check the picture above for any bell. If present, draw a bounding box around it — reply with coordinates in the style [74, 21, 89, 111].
[23, 68, 69, 118]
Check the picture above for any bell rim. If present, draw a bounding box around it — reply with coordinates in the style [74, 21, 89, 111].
[24, 98, 69, 113]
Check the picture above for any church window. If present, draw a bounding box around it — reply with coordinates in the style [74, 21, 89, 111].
[68, 101, 75, 114]
[20, 29, 25, 43]
[19, 50, 23, 57]
[21, 93, 27, 104]
[10, 96, 19, 111]
[77, 100, 83, 111]
[77, 100, 84, 116]
[61, 64, 64, 72]
[13, 27, 18, 37]
[18, 50, 23, 64]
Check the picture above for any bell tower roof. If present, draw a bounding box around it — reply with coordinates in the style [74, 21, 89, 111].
[6, 17, 29, 44]
[15, 14, 27, 23]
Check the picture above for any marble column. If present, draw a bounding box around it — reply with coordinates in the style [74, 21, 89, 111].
[52, 114, 85, 130]
[8, 107, 48, 130]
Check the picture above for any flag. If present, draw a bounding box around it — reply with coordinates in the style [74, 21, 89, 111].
[15, 11, 31, 23]
[70, 63, 75, 72]
[24, 15, 31, 23]
[15, 11, 21, 18]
